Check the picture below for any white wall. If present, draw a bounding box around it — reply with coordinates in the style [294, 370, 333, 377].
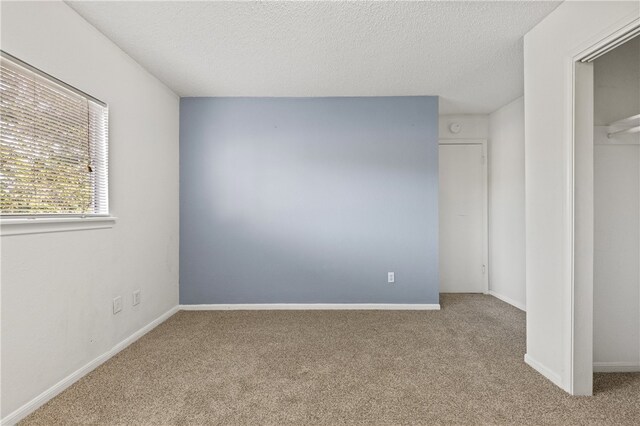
[523, 0, 639, 393]
[0, 1, 180, 421]
[488, 97, 526, 311]
[439, 114, 488, 140]
[593, 37, 640, 371]
[594, 37, 640, 126]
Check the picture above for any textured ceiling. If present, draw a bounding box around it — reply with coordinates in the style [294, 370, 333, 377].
[67, 1, 561, 114]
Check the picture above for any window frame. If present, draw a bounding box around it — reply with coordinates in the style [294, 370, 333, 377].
[0, 50, 116, 235]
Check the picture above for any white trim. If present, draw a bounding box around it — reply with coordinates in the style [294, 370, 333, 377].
[0, 216, 117, 236]
[568, 60, 595, 396]
[488, 290, 526, 312]
[524, 354, 564, 389]
[179, 303, 441, 311]
[593, 362, 640, 373]
[579, 20, 640, 62]
[0, 306, 179, 426]
[438, 139, 490, 294]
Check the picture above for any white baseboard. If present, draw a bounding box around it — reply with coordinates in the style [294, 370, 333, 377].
[524, 353, 564, 389]
[593, 362, 640, 373]
[179, 303, 441, 311]
[489, 290, 526, 311]
[1, 306, 179, 426]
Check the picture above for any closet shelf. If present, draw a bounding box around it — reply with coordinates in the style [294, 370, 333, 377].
[607, 114, 640, 139]
[608, 126, 640, 138]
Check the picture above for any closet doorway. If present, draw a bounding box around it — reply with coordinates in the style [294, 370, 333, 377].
[592, 36, 640, 374]
[572, 25, 640, 395]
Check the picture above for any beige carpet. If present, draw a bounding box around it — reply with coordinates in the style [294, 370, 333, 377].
[22, 294, 640, 425]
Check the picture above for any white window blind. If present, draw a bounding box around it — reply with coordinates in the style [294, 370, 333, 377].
[0, 51, 108, 216]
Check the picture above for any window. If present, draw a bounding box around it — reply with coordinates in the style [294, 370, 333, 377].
[0, 51, 108, 217]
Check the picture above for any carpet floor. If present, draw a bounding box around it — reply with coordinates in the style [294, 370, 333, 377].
[22, 294, 640, 425]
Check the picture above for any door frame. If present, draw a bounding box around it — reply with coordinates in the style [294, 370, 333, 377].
[568, 17, 639, 395]
[439, 139, 489, 294]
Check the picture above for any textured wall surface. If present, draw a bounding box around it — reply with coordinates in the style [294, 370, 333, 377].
[180, 97, 439, 304]
[68, 1, 560, 114]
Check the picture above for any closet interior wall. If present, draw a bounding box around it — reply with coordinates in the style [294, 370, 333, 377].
[593, 36, 640, 372]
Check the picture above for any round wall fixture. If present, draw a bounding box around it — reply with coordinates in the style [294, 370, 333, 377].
[449, 123, 461, 134]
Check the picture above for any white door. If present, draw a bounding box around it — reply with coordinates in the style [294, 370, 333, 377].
[439, 143, 486, 293]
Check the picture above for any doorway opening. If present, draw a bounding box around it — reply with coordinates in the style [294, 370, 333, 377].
[592, 36, 640, 375]
[572, 24, 640, 395]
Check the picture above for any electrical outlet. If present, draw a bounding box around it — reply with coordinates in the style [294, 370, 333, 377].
[113, 296, 123, 314]
[133, 290, 141, 306]
[388, 272, 395, 283]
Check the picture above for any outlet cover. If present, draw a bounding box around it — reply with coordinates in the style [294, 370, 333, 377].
[133, 290, 141, 306]
[388, 272, 395, 283]
[113, 296, 123, 314]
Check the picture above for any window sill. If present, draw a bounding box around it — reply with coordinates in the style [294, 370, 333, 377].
[0, 216, 117, 236]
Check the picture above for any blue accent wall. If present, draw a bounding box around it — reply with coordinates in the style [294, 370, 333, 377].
[180, 97, 439, 304]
